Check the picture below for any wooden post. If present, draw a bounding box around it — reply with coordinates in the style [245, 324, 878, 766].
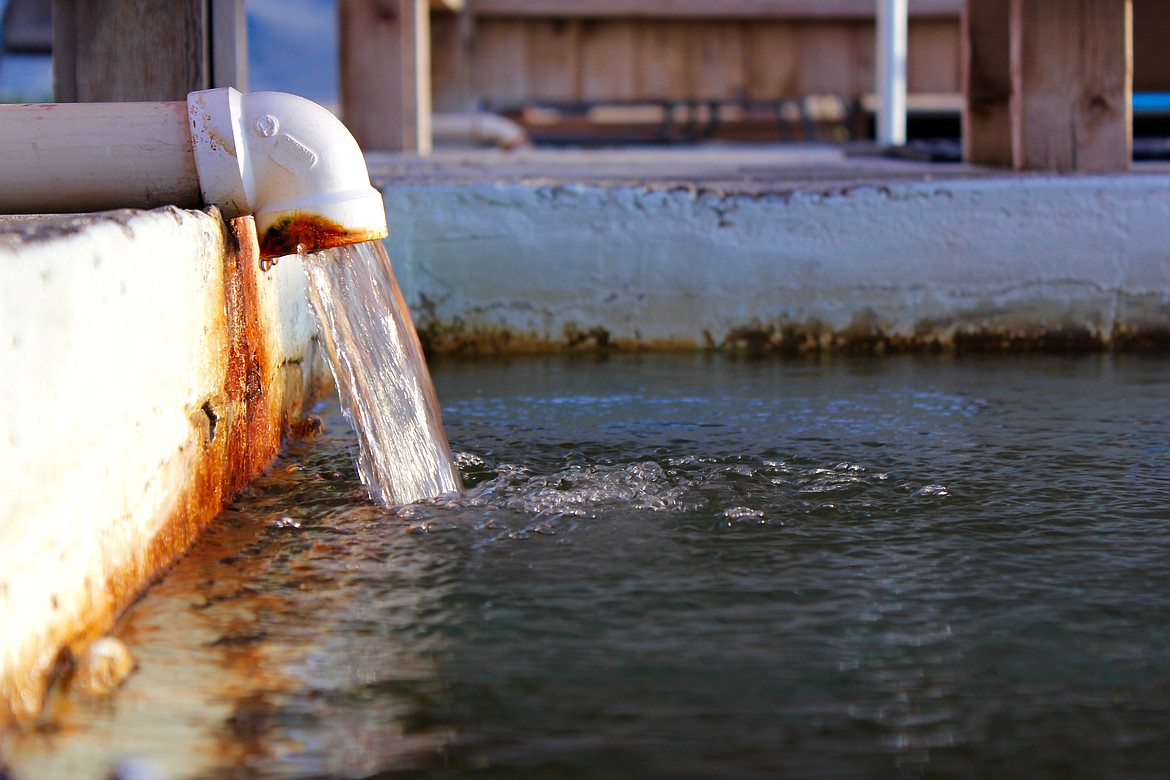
[1009, 0, 1132, 172]
[51, 0, 245, 102]
[961, 0, 1011, 166]
[210, 0, 248, 92]
[339, 0, 434, 153]
[52, 0, 210, 102]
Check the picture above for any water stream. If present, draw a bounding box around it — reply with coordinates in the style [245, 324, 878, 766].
[302, 241, 461, 505]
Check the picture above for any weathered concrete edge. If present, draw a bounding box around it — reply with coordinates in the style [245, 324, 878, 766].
[0, 208, 328, 727]
[379, 175, 1170, 355]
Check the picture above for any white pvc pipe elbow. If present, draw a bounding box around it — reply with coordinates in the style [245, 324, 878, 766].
[187, 88, 387, 258]
[0, 88, 387, 259]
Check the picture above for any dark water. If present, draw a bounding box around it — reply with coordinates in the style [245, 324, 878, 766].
[7, 354, 1170, 779]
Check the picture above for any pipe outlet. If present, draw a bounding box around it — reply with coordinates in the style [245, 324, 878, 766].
[0, 88, 387, 260]
[188, 88, 388, 258]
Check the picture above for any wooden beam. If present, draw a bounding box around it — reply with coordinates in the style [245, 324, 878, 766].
[961, 0, 1011, 165]
[430, 0, 465, 11]
[210, 0, 248, 90]
[1009, 0, 1132, 172]
[339, 0, 433, 153]
[466, 0, 961, 20]
[52, 0, 210, 102]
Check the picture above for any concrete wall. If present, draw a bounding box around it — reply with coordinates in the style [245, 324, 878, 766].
[381, 174, 1170, 355]
[0, 208, 327, 727]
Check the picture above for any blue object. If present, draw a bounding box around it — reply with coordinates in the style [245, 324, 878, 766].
[1134, 93, 1170, 112]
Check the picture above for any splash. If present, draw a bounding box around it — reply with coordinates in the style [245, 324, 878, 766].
[302, 240, 461, 505]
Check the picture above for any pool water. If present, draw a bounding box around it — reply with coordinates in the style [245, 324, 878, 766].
[6, 354, 1170, 779]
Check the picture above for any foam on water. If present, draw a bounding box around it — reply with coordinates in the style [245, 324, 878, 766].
[302, 241, 461, 505]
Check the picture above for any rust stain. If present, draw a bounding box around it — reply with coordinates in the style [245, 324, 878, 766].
[288, 415, 324, 440]
[1, 216, 322, 731]
[413, 314, 1170, 358]
[1110, 323, 1170, 352]
[257, 214, 386, 260]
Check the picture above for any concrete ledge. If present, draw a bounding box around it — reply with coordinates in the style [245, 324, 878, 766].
[372, 149, 1170, 355]
[0, 208, 327, 726]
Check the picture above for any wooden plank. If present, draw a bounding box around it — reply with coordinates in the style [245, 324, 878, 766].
[53, 0, 210, 102]
[468, 0, 961, 19]
[962, 0, 1011, 165]
[49, 0, 78, 100]
[579, 20, 638, 101]
[743, 22, 800, 100]
[797, 22, 859, 96]
[908, 18, 959, 93]
[430, 13, 474, 111]
[339, 0, 433, 153]
[690, 22, 747, 100]
[210, 0, 247, 90]
[1010, 0, 1131, 172]
[636, 20, 692, 100]
[471, 19, 530, 107]
[526, 19, 582, 100]
[851, 20, 875, 97]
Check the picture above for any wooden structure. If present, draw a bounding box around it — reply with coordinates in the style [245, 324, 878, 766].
[339, 0, 447, 153]
[50, 0, 246, 102]
[963, 0, 1134, 172]
[42, 0, 1163, 171]
[431, 1, 962, 112]
[340, 0, 1165, 172]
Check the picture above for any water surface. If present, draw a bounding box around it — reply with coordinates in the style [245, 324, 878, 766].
[6, 354, 1170, 779]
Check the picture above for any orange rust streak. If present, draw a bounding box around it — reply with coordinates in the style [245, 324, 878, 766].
[258, 214, 386, 260]
[1, 216, 317, 731]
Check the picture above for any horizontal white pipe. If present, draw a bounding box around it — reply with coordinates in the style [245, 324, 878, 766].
[431, 112, 530, 149]
[0, 101, 201, 214]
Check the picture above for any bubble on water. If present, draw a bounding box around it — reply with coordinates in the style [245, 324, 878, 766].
[406, 519, 459, 534]
[440, 459, 695, 519]
[531, 519, 559, 536]
[912, 484, 950, 498]
[415, 449, 945, 543]
[721, 506, 765, 521]
[455, 451, 491, 469]
[271, 515, 301, 529]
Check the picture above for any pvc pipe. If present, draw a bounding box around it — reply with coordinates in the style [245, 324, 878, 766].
[876, 0, 908, 147]
[0, 101, 201, 214]
[188, 88, 387, 257]
[431, 112, 531, 150]
[0, 88, 388, 259]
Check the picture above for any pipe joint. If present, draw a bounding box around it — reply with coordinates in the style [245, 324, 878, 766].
[188, 88, 388, 258]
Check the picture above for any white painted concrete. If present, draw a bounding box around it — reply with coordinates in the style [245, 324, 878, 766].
[379, 172, 1170, 349]
[0, 208, 321, 722]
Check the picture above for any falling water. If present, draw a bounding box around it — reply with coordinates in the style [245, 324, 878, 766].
[301, 240, 461, 505]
